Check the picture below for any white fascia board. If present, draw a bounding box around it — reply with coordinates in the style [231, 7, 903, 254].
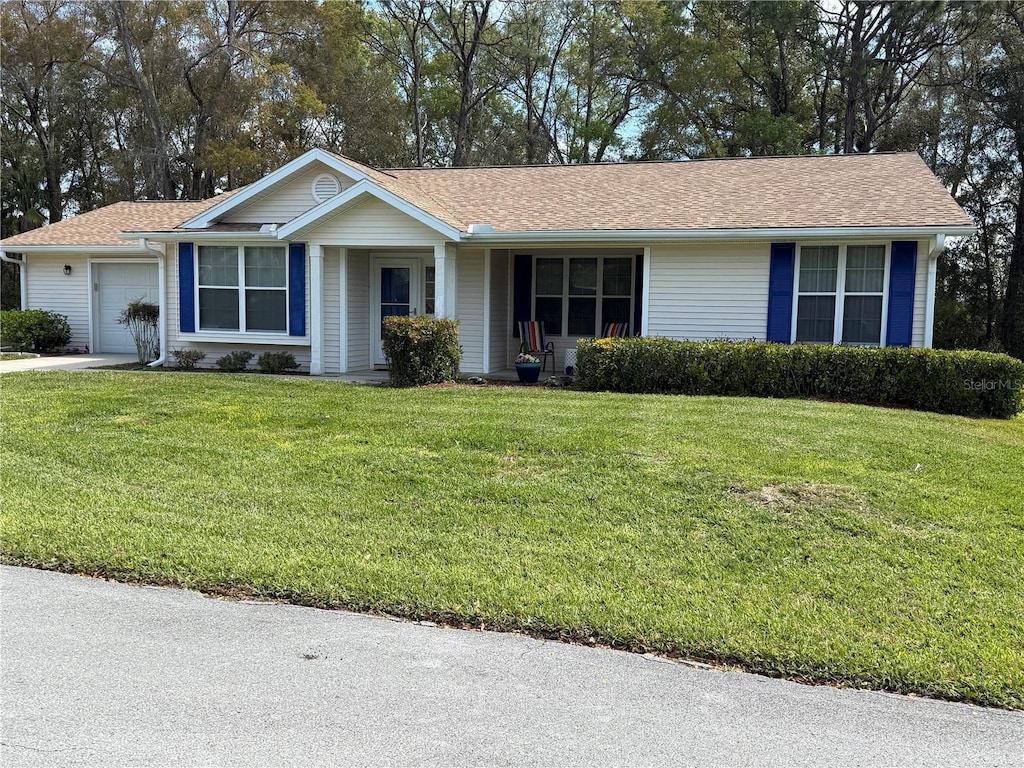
[116, 231, 276, 242]
[463, 225, 977, 245]
[178, 148, 373, 230]
[0, 244, 151, 254]
[275, 180, 463, 242]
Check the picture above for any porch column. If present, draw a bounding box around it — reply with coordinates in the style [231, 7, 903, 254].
[433, 242, 458, 319]
[338, 247, 348, 372]
[481, 248, 491, 373]
[310, 243, 324, 375]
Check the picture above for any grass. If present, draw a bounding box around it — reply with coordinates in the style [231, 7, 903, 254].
[0, 352, 37, 361]
[2, 371, 1022, 709]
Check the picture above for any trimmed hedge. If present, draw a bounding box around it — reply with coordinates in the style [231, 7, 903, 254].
[575, 338, 1024, 419]
[382, 315, 461, 387]
[0, 309, 71, 352]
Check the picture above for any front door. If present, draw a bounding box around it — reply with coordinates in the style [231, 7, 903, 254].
[372, 259, 421, 366]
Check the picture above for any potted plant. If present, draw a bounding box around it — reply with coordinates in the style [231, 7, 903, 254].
[515, 351, 542, 383]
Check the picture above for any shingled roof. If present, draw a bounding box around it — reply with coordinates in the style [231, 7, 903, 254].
[0, 152, 972, 248]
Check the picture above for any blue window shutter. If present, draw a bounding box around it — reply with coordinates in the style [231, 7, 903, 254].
[886, 241, 917, 347]
[767, 243, 796, 343]
[512, 254, 532, 338]
[288, 243, 306, 336]
[633, 253, 643, 336]
[178, 242, 195, 333]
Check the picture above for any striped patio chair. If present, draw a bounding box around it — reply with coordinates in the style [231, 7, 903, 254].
[603, 321, 630, 338]
[517, 320, 555, 372]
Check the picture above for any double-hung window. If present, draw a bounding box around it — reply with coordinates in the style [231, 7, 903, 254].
[533, 255, 633, 337]
[795, 244, 887, 346]
[197, 245, 288, 332]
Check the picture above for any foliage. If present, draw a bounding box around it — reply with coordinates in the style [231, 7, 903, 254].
[0, 308, 70, 351]
[575, 338, 1024, 419]
[515, 352, 540, 364]
[2, 372, 1023, 708]
[215, 350, 254, 372]
[116, 298, 159, 364]
[257, 351, 299, 374]
[381, 315, 461, 386]
[171, 348, 206, 370]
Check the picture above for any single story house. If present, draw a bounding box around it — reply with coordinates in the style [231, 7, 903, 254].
[0, 150, 974, 374]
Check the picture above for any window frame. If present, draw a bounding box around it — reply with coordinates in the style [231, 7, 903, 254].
[790, 242, 891, 347]
[195, 243, 290, 335]
[530, 254, 635, 338]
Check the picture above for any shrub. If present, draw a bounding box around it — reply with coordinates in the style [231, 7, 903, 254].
[257, 351, 299, 374]
[0, 309, 71, 352]
[381, 315, 461, 387]
[117, 298, 160, 363]
[171, 348, 207, 370]
[575, 338, 1024, 419]
[216, 350, 254, 372]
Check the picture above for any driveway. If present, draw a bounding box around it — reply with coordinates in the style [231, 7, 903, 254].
[0, 353, 137, 372]
[1, 566, 1020, 767]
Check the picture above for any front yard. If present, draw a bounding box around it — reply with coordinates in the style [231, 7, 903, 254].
[1, 372, 1021, 708]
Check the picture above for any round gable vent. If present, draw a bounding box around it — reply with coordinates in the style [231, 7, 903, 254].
[311, 173, 341, 203]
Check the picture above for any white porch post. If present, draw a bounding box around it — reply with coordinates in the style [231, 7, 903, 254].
[924, 235, 944, 349]
[641, 246, 651, 336]
[309, 243, 324, 375]
[481, 248, 492, 374]
[433, 242, 457, 319]
[338, 247, 348, 372]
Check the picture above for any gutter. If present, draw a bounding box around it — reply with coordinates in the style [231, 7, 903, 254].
[0, 250, 27, 309]
[138, 238, 168, 368]
[461, 225, 978, 245]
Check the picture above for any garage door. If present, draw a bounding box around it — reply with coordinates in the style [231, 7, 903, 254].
[95, 262, 159, 353]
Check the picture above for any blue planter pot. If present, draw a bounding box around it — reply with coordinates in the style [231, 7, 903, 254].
[515, 362, 542, 383]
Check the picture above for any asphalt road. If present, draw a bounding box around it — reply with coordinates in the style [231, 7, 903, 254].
[1, 565, 1020, 767]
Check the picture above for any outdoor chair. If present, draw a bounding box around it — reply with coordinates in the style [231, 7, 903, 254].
[603, 321, 630, 338]
[518, 320, 555, 372]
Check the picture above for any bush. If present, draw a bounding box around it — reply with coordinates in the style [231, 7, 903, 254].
[381, 315, 461, 387]
[575, 338, 1024, 419]
[215, 350, 254, 372]
[117, 298, 160, 364]
[0, 309, 71, 352]
[171, 348, 207, 370]
[257, 351, 299, 374]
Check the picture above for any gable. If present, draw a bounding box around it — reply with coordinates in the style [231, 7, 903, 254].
[303, 196, 447, 245]
[220, 162, 355, 224]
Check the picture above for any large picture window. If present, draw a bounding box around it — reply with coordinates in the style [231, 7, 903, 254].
[198, 245, 288, 332]
[794, 244, 887, 346]
[532, 256, 633, 337]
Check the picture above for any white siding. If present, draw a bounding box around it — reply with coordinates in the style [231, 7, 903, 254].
[304, 197, 443, 246]
[346, 249, 370, 370]
[24, 253, 91, 350]
[647, 243, 772, 341]
[166, 241, 311, 368]
[911, 239, 930, 348]
[456, 248, 485, 372]
[221, 164, 353, 224]
[489, 249, 510, 371]
[323, 248, 341, 373]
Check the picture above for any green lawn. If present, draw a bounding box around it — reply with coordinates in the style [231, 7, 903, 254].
[2, 371, 1022, 708]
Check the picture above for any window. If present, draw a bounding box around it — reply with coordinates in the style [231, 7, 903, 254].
[794, 244, 886, 346]
[424, 265, 436, 315]
[197, 245, 288, 332]
[532, 256, 633, 337]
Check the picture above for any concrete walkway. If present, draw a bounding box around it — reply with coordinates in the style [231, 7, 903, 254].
[0, 353, 137, 372]
[1, 566, 1020, 767]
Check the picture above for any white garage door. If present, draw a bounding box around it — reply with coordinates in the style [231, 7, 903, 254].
[95, 262, 159, 353]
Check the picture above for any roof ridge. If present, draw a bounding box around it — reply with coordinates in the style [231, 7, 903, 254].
[386, 151, 919, 172]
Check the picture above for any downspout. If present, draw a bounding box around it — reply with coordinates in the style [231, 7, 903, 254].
[0, 250, 28, 309]
[924, 234, 946, 349]
[139, 238, 167, 367]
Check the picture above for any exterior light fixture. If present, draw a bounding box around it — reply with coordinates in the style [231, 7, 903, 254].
[63, 264, 72, 276]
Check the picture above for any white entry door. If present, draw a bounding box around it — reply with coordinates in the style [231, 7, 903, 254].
[372, 259, 421, 366]
[94, 262, 159, 353]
